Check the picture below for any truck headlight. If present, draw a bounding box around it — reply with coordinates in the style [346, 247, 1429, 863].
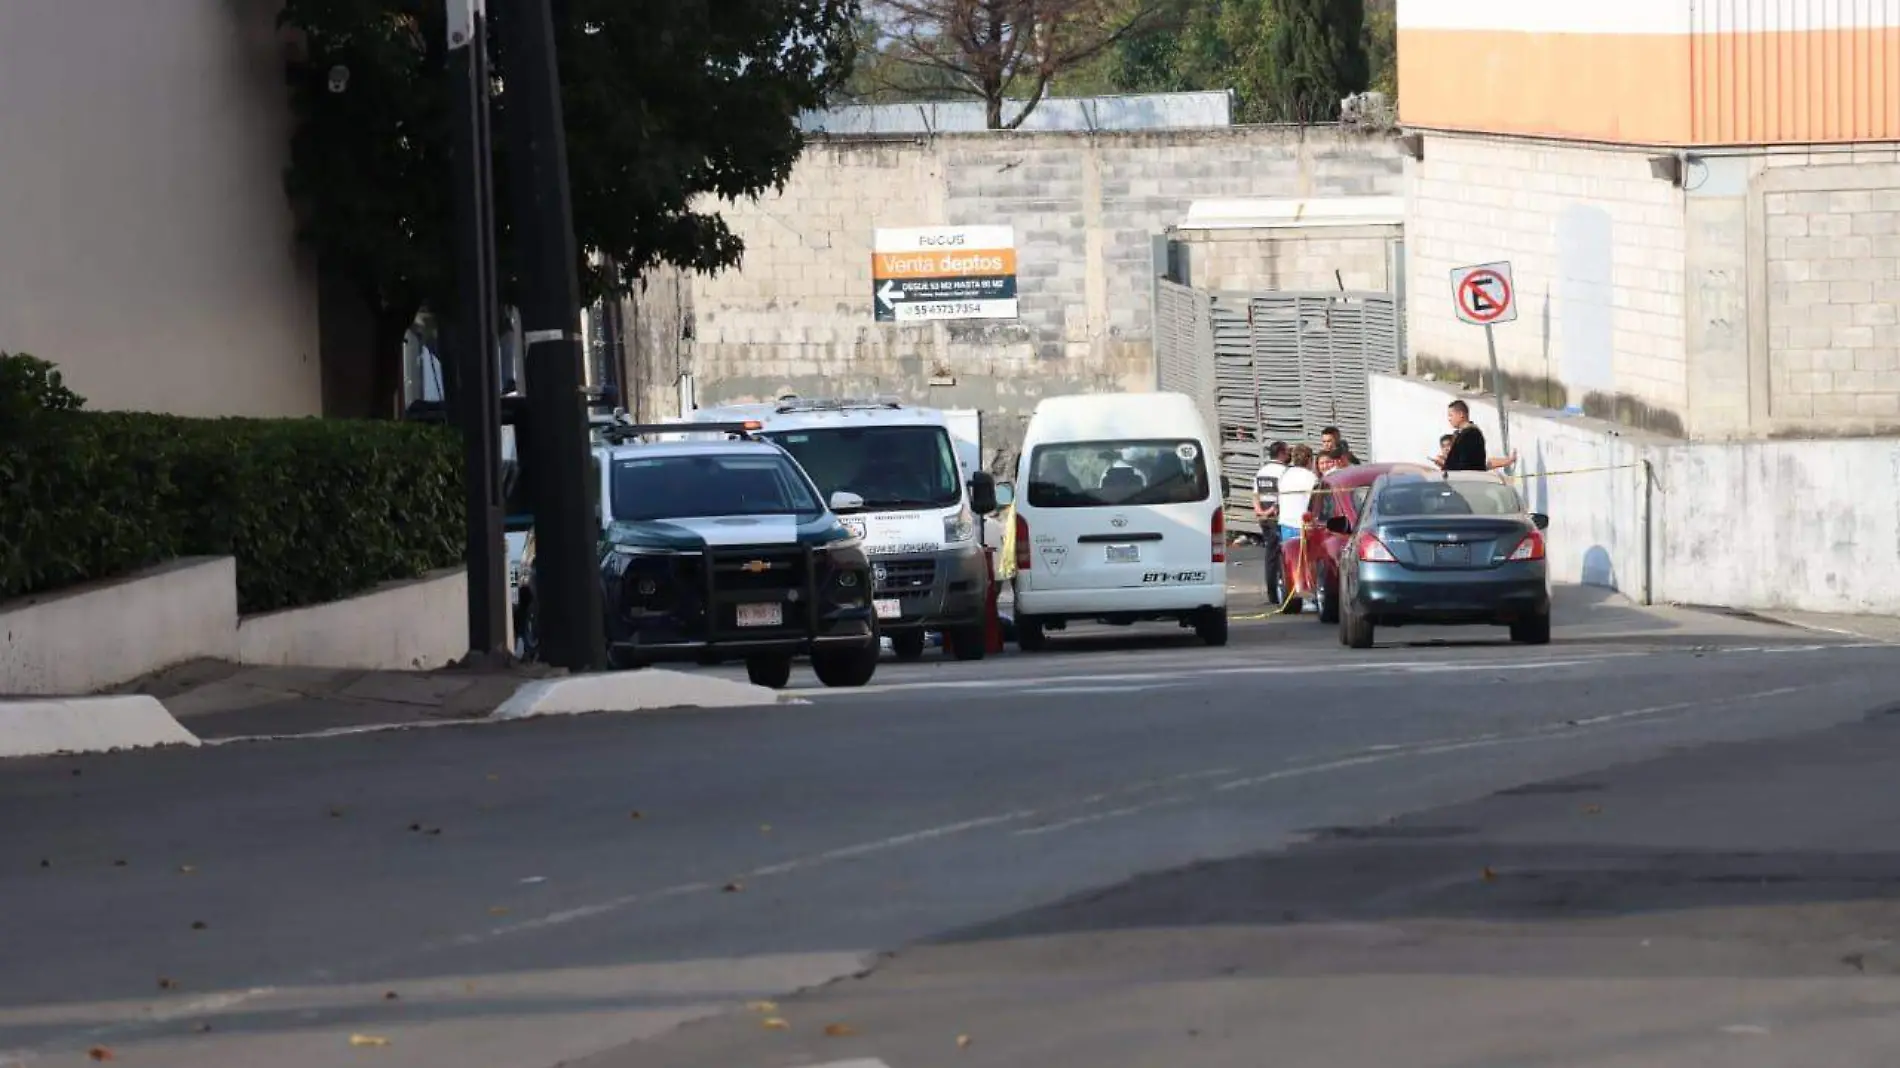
[943, 510, 975, 545]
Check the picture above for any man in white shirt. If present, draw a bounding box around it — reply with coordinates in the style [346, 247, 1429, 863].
[1276, 445, 1319, 611]
[1253, 441, 1290, 604]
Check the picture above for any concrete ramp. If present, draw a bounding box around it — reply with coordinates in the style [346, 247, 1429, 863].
[0, 696, 201, 758]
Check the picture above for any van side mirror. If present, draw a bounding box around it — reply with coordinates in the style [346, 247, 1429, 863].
[1531, 512, 1549, 530]
[967, 471, 998, 515]
[1325, 515, 1353, 535]
[830, 490, 866, 513]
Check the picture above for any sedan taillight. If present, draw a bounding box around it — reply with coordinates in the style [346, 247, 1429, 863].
[1355, 532, 1397, 562]
[1508, 530, 1546, 561]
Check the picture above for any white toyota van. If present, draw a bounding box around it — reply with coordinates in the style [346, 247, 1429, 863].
[1009, 391, 1228, 649]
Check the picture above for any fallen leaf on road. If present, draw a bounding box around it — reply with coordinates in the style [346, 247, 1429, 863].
[486, 774, 499, 782]
[87, 1047, 114, 1061]
[349, 1034, 392, 1047]
[194, 1022, 213, 1033]
[464, 983, 477, 993]
[824, 1023, 857, 1037]
[424, 827, 442, 837]
[1482, 866, 1498, 882]
[383, 991, 400, 1001]
[190, 921, 208, 931]
[409, 823, 423, 832]
[629, 810, 645, 820]
[723, 881, 744, 893]
[158, 977, 177, 990]
[113, 859, 127, 867]
[760, 824, 772, 833]
[957, 1034, 973, 1048]
[39, 859, 50, 869]
[1581, 804, 1603, 815]
[178, 865, 196, 875]
[761, 1017, 790, 1030]
[329, 807, 345, 818]
[488, 906, 509, 916]
[746, 1001, 778, 1013]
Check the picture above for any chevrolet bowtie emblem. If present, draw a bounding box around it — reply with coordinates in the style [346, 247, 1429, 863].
[741, 560, 771, 573]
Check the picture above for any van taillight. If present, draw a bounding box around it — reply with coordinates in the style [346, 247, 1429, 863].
[1014, 512, 1031, 571]
[1211, 508, 1225, 563]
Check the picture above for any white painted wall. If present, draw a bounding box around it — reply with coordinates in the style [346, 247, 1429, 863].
[2, 562, 469, 695]
[1370, 374, 1900, 615]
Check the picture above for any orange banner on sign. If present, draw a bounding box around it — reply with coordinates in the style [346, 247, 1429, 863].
[873, 248, 1016, 280]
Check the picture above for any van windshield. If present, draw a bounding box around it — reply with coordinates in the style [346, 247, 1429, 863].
[764, 426, 962, 510]
[1027, 439, 1211, 508]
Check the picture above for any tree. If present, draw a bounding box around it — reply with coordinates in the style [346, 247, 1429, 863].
[1264, 0, 1368, 122]
[873, 0, 1179, 129]
[279, 0, 858, 414]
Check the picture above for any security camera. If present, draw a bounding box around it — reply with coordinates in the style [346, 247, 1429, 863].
[327, 65, 350, 93]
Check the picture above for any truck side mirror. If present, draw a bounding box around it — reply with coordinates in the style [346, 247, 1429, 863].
[968, 471, 998, 515]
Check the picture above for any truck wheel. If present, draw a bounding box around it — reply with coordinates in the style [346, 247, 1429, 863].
[744, 654, 794, 689]
[1195, 608, 1230, 647]
[890, 629, 927, 662]
[1016, 616, 1048, 652]
[812, 641, 879, 688]
[945, 624, 988, 661]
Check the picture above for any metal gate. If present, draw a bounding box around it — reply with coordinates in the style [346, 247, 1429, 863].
[1156, 283, 1403, 534]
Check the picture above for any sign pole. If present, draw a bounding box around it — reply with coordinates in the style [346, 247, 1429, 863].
[1484, 322, 1510, 459]
[445, 0, 507, 657]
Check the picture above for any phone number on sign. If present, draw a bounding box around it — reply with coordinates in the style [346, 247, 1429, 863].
[905, 301, 985, 316]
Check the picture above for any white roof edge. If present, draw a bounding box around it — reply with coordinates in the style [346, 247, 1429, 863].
[1174, 196, 1406, 231]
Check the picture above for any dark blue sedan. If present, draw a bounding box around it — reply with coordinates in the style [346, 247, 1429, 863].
[1327, 469, 1551, 649]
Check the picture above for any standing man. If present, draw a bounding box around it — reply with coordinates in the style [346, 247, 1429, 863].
[1320, 426, 1360, 466]
[1439, 400, 1489, 472]
[1253, 441, 1290, 605]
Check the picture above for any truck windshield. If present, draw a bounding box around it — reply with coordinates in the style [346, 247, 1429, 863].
[1027, 439, 1210, 508]
[610, 454, 822, 522]
[766, 426, 963, 510]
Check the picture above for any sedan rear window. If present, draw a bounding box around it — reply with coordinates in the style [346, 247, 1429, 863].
[1026, 439, 1210, 508]
[1377, 481, 1523, 517]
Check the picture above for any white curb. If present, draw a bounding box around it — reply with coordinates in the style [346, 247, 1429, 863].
[0, 696, 202, 758]
[491, 670, 782, 720]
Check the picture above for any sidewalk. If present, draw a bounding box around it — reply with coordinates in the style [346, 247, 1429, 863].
[610, 703, 1900, 1068]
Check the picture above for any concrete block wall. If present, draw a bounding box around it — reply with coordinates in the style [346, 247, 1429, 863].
[643, 127, 1404, 467]
[1406, 133, 1690, 436]
[1369, 374, 1900, 616]
[1181, 225, 1400, 293]
[1759, 159, 1900, 425]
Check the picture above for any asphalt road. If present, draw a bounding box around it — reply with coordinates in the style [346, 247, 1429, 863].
[4, 585, 1898, 1068]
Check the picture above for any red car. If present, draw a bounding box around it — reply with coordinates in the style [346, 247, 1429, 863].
[1279, 462, 1437, 621]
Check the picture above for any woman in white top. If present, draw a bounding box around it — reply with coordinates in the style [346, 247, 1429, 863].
[1277, 444, 1318, 544]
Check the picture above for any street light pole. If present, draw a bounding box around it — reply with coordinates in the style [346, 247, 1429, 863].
[446, 0, 507, 656]
[497, 0, 605, 671]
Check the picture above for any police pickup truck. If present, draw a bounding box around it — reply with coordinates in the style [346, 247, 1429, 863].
[514, 420, 881, 689]
[693, 398, 998, 661]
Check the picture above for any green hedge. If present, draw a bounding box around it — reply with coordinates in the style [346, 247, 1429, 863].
[1, 354, 464, 614]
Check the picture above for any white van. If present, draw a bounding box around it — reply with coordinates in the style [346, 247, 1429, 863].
[1009, 391, 1228, 649]
[693, 398, 998, 661]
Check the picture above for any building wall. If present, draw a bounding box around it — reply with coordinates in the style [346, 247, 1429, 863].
[1178, 224, 1401, 293]
[1399, 0, 1900, 146]
[0, 0, 320, 418]
[649, 127, 1404, 463]
[1404, 132, 1691, 435]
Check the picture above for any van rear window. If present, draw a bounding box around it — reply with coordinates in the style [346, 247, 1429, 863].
[1026, 439, 1210, 508]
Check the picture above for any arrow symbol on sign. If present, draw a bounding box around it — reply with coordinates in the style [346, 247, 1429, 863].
[877, 279, 904, 310]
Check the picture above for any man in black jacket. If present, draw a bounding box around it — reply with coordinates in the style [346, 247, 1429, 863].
[1440, 400, 1489, 472]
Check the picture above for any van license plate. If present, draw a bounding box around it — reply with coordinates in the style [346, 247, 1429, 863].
[1106, 544, 1141, 564]
[736, 603, 783, 627]
[873, 598, 901, 620]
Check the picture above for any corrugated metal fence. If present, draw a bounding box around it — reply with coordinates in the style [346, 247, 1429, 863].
[1155, 281, 1403, 534]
